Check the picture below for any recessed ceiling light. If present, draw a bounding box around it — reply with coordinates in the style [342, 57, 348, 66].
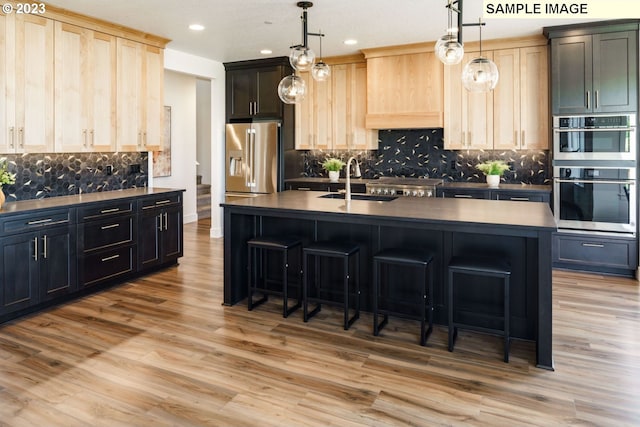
[260, 49, 273, 55]
[189, 24, 205, 31]
[344, 39, 358, 46]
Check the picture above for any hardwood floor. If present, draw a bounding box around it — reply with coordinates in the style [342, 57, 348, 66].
[1, 219, 639, 426]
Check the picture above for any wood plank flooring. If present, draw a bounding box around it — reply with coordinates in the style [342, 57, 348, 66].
[1, 219, 639, 426]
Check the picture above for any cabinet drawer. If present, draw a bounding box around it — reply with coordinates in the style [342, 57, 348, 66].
[1, 209, 74, 235]
[82, 216, 135, 252]
[439, 189, 490, 199]
[79, 201, 134, 221]
[553, 234, 636, 269]
[492, 191, 546, 202]
[139, 193, 182, 211]
[81, 246, 135, 287]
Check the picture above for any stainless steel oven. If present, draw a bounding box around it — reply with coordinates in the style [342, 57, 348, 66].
[553, 166, 636, 235]
[553, 114, 636, 161]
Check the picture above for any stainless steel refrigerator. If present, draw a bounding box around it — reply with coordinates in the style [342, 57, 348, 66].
[225, 121, 280, 197]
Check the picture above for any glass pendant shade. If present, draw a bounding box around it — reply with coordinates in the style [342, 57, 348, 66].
[435, 34, 464, 65]
[278, 74, 307, 104]
[311, 61, 330, 81]
[289, 46, 316, 72]
[461, 57, 499, 92]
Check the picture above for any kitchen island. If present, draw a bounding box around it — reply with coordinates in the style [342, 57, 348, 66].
[221, 191, 557, 369]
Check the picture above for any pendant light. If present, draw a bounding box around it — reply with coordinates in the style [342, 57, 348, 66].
[461, 18, 499, 92]
[435, 0, 463, 65]
[278, 74, 307, 104]
[311, 29, 330, 81]
[279, 1, 329, 104]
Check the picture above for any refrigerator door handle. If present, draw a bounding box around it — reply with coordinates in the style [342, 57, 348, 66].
[245, 129, 251, 187]
[250, 129, 256, 187]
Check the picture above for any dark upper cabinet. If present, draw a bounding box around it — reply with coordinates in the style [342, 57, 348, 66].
[225, 57, 293, 121]
[550, 30, 638, 114]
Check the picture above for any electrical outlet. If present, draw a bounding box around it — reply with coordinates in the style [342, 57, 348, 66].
[105, 165, 112, 175]
[129, 164, 141, 174]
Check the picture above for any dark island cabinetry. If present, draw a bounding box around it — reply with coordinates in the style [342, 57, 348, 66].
[545, 22, 638, 114]
[138, 193, 183, 271]
[0, 209, 77, 316]
[225, 57, 293, 121]
[0, 188, 184, 323]
[553, 233, 638, 275]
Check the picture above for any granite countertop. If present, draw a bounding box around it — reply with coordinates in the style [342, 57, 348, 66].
[222, 190, 557, 231]
[440, 182, 552, 192]
[0, 188, 185, 216]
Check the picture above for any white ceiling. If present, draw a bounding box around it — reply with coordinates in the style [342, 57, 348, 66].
[45, 0, 595, 63]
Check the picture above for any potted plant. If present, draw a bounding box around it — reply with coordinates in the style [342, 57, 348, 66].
[476, 160, 510, 188]
[322, 158, 345, 183]
[0, 159, 16, 209]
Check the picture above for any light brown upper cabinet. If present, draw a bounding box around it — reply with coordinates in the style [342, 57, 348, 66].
[331, 63, 377, 150]
[444, 52, 494, 150]
[117, 39, 164, 152]
[362, 44, 444, 129]
[295, 58, 376, 150]
[0, 12, 54, 153]
[55, 22, 116, 152]
[493, 46, 548, 150]
[444, 36, 549, 151]
[295, 70, 332, 151]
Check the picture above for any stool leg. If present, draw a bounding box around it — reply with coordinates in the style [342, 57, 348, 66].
[427, 261, 434, 341]
[419, 264, 426, 346]
[343, 254, 349, 330]
[282, 249, 288, 318]
[504, 275, 510, 363]
[448, 269, 455, 352]
[285, 245, 302, 318]
[373, 259, 380, 336]
[247, 245, 253, 310]
[303, 252, 309, 321]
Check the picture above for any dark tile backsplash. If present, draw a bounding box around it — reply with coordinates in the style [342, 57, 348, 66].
[301, 129, 551, 185]
[0, 152, 148, 202]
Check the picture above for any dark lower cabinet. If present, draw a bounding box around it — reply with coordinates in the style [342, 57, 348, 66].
[0, 224, 76, 315]
[0, 189, 184, 322]
[138, 196, 183, 271]
[438, 188, 491, 199]
[553, 233, 638, 275]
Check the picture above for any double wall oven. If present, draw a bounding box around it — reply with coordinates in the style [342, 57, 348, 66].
[553, 114, 637, 236]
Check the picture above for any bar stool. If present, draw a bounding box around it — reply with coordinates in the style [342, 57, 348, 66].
[448, 256, 511, 362]
[247, 236, 303, 318]
[372, 248, 434, 346]
[303, 241, 360, 330]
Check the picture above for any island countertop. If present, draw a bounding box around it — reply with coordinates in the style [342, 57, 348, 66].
[221, 190, 557, 231]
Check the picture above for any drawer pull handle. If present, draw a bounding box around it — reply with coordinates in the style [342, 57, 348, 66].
[454, 194, 473, 198]
[101, 254, 121, 262]
[101, 208, 120, 214]
[28, 218, 53, 225]
[155, 200, 172, 205]
[297, 187, 311, 191]
[101, 224, 120, 230]
[582, 243, 605, 248]
[510, 197, 530, 201]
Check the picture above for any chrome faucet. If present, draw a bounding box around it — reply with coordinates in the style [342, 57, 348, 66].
[345, 156, 361, 204]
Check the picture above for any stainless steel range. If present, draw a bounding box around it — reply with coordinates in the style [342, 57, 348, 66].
[366, 177, 443, 198]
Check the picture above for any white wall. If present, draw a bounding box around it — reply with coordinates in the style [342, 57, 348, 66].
[154, 70, 198, 224]
[196, 78, 212, 185]
[163, 49, 226, 237]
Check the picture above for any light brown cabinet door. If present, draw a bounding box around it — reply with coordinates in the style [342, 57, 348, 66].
[55, 23, 116, 152]
[295, 70, 332, 151]
[143, 45, 164, 152]
[294, 71, 315, 150]
[116, 38, 142, 152]
[444, 52, 493, 150]
[493, 46, 548, 151]
[0, 12, 11, 153]
[10, 14, 54, 153]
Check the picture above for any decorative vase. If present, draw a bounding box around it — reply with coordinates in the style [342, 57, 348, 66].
[486, 174, 500, 188]
[328, 170, 340, 183]
[0, 188, 5, 210]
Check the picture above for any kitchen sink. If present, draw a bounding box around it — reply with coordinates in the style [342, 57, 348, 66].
[318, 193, 398, 202]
